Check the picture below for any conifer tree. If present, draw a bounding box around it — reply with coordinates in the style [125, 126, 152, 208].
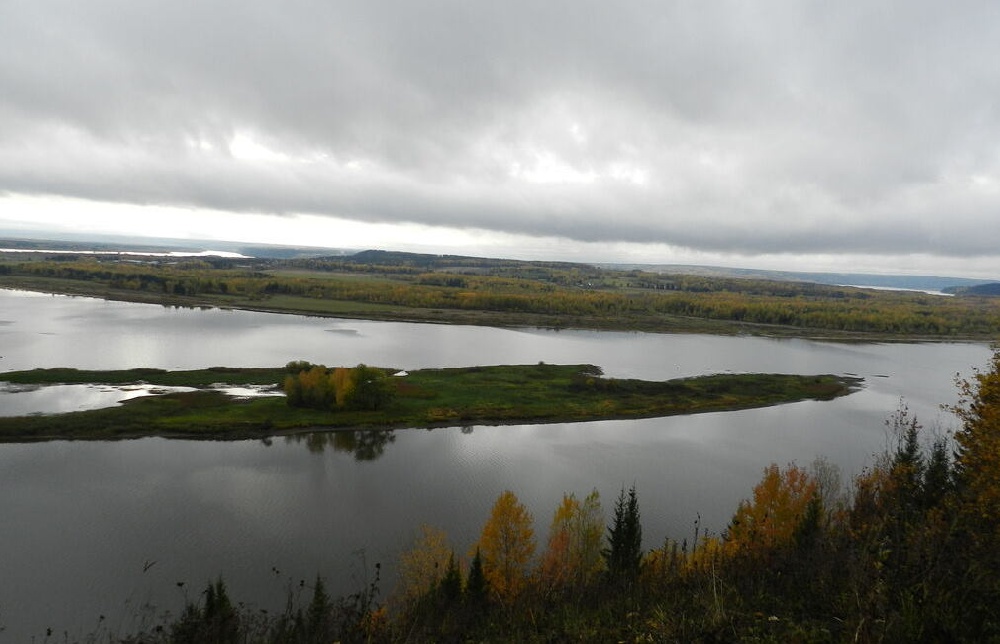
[465, 548, 488, 606]
[604, 484, 642, 583]
[306, 576, 333, 640]
[953, 347, 1000, 531]
[440, 552, 462, 602]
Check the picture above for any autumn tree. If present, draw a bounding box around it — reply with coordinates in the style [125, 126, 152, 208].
[952, 346, 1000, 532]
[332, 366, 353, 408]
[398, 524, 454, 603]
[284, 364, 334, 410]
[476, 490, 536, 604]
[283, 373, 303, 406]
[726, 463, 818, 555]
[299, 364, 335, 409]
[540, 490, 605, 591]
[345, 364, 396, 411]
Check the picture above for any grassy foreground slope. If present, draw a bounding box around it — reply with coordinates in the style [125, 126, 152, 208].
[0, 364, 859, 441]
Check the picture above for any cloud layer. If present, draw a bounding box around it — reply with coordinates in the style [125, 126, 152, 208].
[2, 1, 999, 260]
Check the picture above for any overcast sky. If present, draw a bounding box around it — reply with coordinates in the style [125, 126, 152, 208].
[1, 1, 999, 276]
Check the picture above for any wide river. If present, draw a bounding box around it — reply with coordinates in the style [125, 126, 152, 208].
[0, 289, 991, 640]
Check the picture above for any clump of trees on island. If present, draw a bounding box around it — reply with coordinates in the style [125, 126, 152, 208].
[282, 361, 395, 412]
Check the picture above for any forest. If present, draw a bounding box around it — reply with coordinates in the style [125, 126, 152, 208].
[3, 250, 1000, 337]
[79, 346, 1000, 642]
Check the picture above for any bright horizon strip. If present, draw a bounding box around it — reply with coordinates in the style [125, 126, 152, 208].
[0, 248, 250, 259]
[1, 193, 999, 280]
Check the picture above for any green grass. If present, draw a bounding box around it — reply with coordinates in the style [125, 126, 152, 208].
[0, 364, 861, 442]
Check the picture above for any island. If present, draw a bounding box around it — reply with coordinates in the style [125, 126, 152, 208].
[0, 363, 862, 442]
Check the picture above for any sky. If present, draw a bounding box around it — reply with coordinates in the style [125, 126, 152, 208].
[1, 1, 999, 277]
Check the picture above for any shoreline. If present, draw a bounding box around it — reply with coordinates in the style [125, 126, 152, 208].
[0, 283, 992, 343]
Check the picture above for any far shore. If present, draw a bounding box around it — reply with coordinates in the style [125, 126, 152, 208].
[2, 274, 995, 342]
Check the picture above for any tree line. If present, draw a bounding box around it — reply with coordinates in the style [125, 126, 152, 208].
[7, 256, 1000, 336]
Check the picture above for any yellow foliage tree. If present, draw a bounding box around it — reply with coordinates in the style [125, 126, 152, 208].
[726, 463, 818, 555]
[331, 367, 354, 408]
[292, 365, 334, 409]
[477, 490, 536, 603]
[397, 524, 453, 603]
[540, 490, 604, 591]
[686, 535, 728, 574]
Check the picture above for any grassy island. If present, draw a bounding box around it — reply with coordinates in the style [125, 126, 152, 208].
[0, 364, 861, 442]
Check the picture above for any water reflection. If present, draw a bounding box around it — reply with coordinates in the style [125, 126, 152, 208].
[283, 430, 396, 460]
[0, 382, 195, 416]
[0, 382, 282, 417]
[0, 289, 994, 642]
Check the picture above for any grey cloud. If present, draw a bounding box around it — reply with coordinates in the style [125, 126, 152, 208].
[2, 0, 1000, 260]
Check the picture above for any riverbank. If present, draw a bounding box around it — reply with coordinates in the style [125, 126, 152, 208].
[0, 364, 861, 442]
[0, 276, 800, 336]
[4, 248, 1000, 340]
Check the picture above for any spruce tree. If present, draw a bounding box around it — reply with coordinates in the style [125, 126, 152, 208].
[306, 576, 333, 641]
[440, 552, 463, 602]
[604, 484, 642, 583]
[465, 548, 489, 606]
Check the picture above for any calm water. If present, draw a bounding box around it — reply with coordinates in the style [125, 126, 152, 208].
[0, 289, 991, 640]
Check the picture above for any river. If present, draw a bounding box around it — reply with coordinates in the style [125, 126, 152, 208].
[0, 289, 990, 640]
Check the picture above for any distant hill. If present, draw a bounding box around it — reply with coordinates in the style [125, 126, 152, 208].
[601, 263, 997, 294]
[944, 283, 1000, 296]
[344, 249, 592, 271]
[342, 252, 997, 295]
[3, 232, 995, 294]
